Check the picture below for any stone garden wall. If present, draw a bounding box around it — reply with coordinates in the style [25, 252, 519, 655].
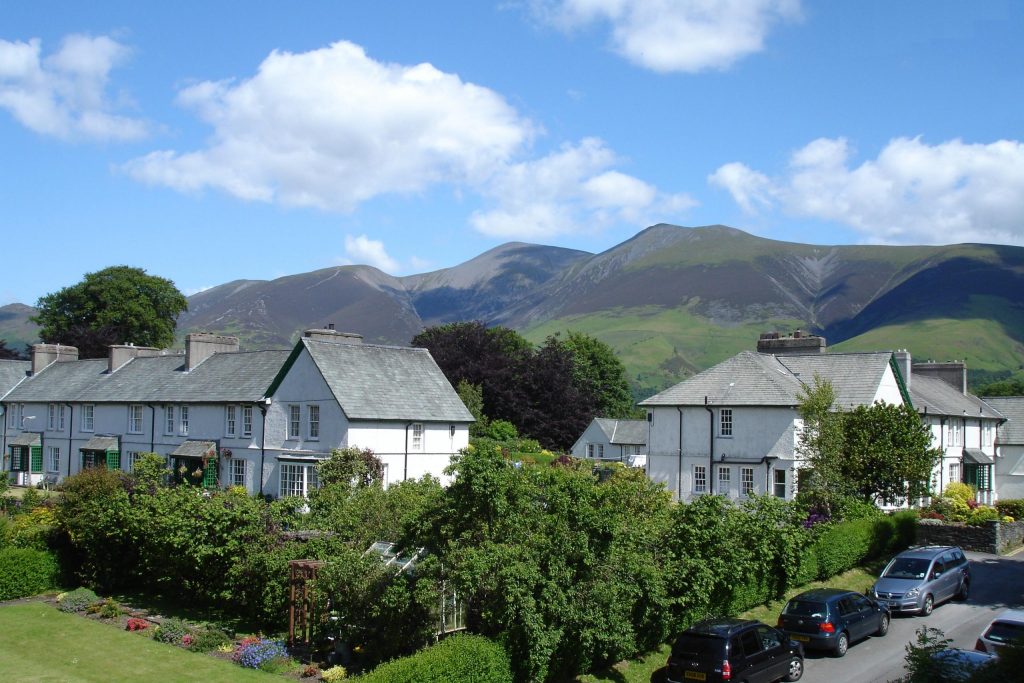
[916, 519, 1024, 554]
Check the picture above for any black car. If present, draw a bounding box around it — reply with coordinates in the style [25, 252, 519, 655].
[667, 618, 803, 683]
[777, 589, 889, 657]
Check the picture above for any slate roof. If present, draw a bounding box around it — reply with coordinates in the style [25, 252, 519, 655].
[4, 350, 290, 403]
[909, 375, 1002, 420]
[963, 448, 994, 465]
[171, 440, 217, 458]
[10, 432, 40, 447]
[81, 436, 119, 451]
[980, 397, 1024, 444]
[641, 351, 900, 408]
[0, 359, 29, 399]
[594, 418, 647, 445]
[300, 338, 474, 422]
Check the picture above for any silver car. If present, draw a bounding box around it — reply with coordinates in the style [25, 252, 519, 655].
[975, 609, 1024, 655]
[870, 546, 970, 615]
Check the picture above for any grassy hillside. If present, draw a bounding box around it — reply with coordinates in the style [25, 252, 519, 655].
[523, 305, 807, 399]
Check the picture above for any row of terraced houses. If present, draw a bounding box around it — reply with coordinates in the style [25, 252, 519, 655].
[0, 329, 473, 497]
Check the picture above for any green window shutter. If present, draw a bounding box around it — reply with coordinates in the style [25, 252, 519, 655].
[106, 450, 121, 470]
[30, 446, 43, 473]
[10, 447, 23, 472]
[203, 460, 217, 489]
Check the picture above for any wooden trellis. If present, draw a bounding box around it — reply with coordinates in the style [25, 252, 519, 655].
[288, 559, 325, 647]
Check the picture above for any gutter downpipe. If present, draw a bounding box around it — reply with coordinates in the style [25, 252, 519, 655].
[148, 404, 157, 453]
[1, 402, 7, 476]
[258, 402, 268, 496]
[404, 422, 412, 482]
[676, 407, 684, 501]
[704, 397, 714, 495]
[65, 402, 74, 481]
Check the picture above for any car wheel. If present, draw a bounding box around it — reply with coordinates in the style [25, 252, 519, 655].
[956, 580, 969, 601]
[834, 632, 849, 657]
[921, 594, 934, 616]
[876, 613, 890, 637]
[783, 656, 804, 681]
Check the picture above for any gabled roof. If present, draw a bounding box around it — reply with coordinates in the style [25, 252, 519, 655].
[0, 359, 29, 400]
[4, 350, 290, 404]
[640, 351, 803, 406]
[981, 396, 1024, 444]
[909, 375, 1002, 420]
[274, 338, 474, 422]
[640, 350, 901, 409]
[593, 418, 647, 445]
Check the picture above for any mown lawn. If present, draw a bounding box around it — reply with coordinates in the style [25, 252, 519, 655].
[0, 602, 278, 682]
[576, 565, 879, 683]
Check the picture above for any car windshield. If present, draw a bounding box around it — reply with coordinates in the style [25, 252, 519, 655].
[783, 600, 827, 618]
[984, 621, 1024, 644]
[883, 557, 931, 580]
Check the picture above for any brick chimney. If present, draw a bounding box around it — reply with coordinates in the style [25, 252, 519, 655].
[303, 325, 362, 345]
[108, 344, 163, 373]
[756, 331, 826, 355]
[912, 360, 967, 394]
[31, 343, 79, 375]
[185, 333, 239, 370]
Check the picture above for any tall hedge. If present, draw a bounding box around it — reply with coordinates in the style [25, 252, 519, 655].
[0, 547, 59, 600]
[355, 634, 512, 683]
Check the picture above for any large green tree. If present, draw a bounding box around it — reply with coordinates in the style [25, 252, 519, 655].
[797, 376, 941, 507]
[558, 331, 636, 419]
[33, 265, 188, 358]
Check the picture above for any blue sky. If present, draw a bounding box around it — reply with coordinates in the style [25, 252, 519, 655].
[2, 1, 1023, 305]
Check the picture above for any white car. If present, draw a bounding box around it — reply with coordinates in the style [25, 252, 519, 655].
[975, 609, 1024, 655]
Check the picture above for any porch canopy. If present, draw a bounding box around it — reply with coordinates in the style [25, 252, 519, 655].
[170, 440, 217, 459]
[80, 435, 120, 469]
[10, 432, 41, 447]
[81, 436, 118, 452]
[963, 448, 994, 465]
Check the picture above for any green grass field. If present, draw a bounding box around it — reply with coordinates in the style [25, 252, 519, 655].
[576, 565, 878, 683]
[0, 602, 277, 682]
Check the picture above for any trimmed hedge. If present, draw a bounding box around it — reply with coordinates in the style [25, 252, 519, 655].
[801, 511, 917, 581]
[356, 634, 512, 683]
[0, 547, 59, 600]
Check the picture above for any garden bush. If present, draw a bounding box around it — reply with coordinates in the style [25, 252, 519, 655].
[355, 634, 512, 683]
[56, 587, 99, 612]
[188, 627, 233, 653]
[322, 665, 348, 682]
[0, 547, 59, 600]
[5, 506, 58, 550]
[235, 638, 289, 670]
[153, 617, 193, 645]
[996, 499, 1024, 520]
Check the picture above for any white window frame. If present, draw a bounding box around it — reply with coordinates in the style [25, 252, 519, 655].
[230, 458, 246, 487]
[773, 469, 787, 498]
[179, 406, 190, 435]
[982, 423, 993, 447]
[279, 462, 319, 498]
[718, 465, 731, 494]
[165, 405, 175, 435]
[308, 405, 320, 440]
[81, 404, 95, 433]
[288, 405, 301, 439]
[128, 404, 144, 434]
[949, 462, 961, 484]
[47, 446, 60, 473]
[226, 405, 237, 437]
[17, 403, 24, 428]
[693, 465, 707, 494]
[48, 403, 57, 430]
[720, 409, 733, 437]
[587, 444, 595, 458]
[741, 467, 755, 497]
[411, 423, 423, 451]
[128, 451, 142, 471]
[242, 405, 253, 437]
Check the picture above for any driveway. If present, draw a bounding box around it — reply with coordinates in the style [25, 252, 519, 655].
[800, 550, 1024, 683]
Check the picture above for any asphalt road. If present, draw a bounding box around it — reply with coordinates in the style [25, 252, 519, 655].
[800, 550, 1024, 683]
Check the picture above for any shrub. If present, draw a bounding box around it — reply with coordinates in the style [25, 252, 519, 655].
[967, 506, 1000, 525]
[126, 617, 150, 632]
[189, 627, 232, 653]
[356, 634, 512, 683]
[5, 506, 57, 550]
[943, 482, 975, 506]
[56, 587, 100, 612]
[321, 666, 347, 682]
[0, 547, 59, 600]
[87, 597, 122, 619]
[153, 617, 193, 645]
[996, 499, 1024, 520]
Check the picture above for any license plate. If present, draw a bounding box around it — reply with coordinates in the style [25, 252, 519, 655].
[792, 635, 810, 642]
[684, 672, 707, 681]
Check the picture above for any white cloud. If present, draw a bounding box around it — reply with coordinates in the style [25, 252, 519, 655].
[344, 234, 400, 273]
[471, 137, 696, 238]
[532, 0, 801, 72]
[710, 136, 1024, 245]
[125, 41, 534, 210]
[0, 34, 147, 141]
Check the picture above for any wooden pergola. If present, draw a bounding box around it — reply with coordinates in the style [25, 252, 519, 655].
[288, 559, 325, 647]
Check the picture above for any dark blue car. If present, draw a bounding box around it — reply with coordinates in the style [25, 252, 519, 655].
[776, 589, 889, 657]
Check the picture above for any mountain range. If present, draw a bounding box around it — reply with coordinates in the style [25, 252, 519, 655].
[4, 224, 1023, 397]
